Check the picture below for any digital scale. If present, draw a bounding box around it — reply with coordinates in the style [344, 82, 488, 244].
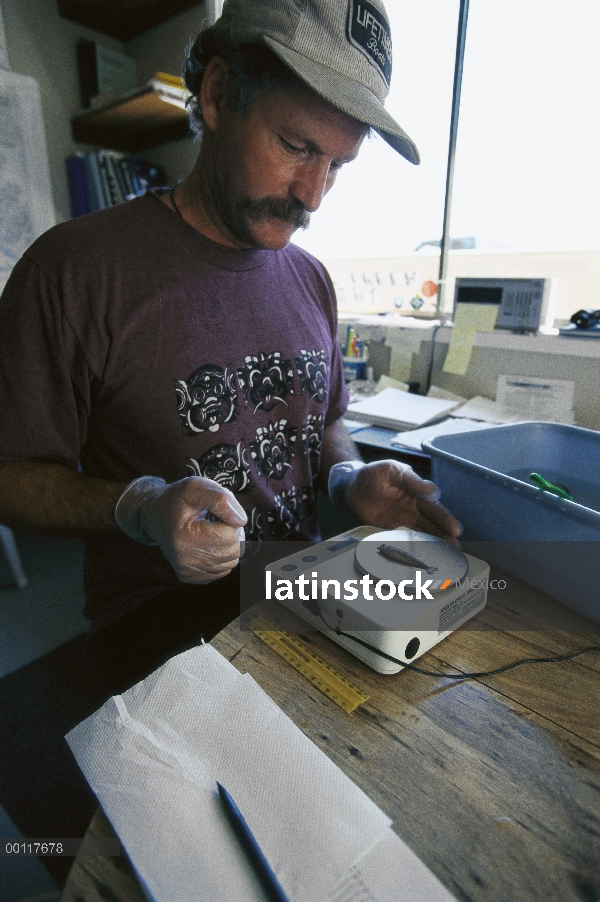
[267, 526, 489, 674]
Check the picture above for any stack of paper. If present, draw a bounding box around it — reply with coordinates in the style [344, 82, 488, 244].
[445, 376, 576, 426]
[346, 387, 460, 431]
[147, 71, 190, 109]
[391, 417, 493, 451]
[448, 396, 525, 425]
[66, 645, 456, 902]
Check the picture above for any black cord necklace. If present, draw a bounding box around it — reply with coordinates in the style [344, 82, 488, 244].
[170, 187, 184, 220]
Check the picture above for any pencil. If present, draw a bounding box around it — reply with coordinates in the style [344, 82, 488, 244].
[216, 781, 290, 902]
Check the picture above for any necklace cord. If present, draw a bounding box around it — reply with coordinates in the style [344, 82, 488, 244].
[170, 187, 183, 219]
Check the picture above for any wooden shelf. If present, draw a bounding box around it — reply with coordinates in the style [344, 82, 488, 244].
[72, 87, 190, 152]
[58, 0, 200, 42]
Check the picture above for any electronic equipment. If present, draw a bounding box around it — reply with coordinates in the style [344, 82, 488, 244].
[453, 277, 552, 332]
[559, 308, 600, 337]
[266, 526, 489, 674]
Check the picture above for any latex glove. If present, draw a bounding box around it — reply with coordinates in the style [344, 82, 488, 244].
[115, 475, 247, 584]
[328, 459, 462, 541]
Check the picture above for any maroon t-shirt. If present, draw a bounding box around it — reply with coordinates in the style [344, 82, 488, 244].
[0, 192, 348, 627]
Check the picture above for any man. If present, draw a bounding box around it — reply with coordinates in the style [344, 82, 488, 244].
[0, 0, 460, 691]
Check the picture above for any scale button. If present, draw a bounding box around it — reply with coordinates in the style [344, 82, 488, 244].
[302, 555, 318, 562]
[281, 564, 297, 571]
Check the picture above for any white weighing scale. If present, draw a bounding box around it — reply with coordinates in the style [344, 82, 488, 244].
[267, 526, 489, 674]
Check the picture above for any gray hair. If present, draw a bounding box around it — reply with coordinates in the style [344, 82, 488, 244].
[183, 29, 305, 139]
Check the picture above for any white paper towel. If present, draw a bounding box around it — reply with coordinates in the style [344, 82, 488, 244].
[67, 645, 393, 902]
[67, 644, 458, 902]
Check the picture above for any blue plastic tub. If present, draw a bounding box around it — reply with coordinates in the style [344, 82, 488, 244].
[422, 422, 600, 624]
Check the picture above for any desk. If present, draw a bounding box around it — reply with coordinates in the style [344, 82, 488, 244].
[61, 569, 600, 902]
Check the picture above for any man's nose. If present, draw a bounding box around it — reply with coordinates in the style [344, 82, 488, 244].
[289, 160, 333, 213]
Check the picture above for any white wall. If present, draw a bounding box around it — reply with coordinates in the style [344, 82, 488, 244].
[126, 4, 206, 185]
[326, 249, 600, 323]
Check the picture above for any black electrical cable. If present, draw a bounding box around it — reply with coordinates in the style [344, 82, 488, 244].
[315, 609, 600, 682]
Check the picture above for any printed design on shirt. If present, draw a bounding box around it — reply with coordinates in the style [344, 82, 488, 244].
[186, 441, 252, 494]
[301, 413, 325, 468]
[267, 486, 311, 540]
[174, 364, 237, 434]
[244, 507, 264, 542]
[249, 419, 297, 483]
[237, 351, 294, 413]
[295, 349, 329, 403]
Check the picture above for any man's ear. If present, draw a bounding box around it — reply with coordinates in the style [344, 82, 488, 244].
[199, 56, 229, 132]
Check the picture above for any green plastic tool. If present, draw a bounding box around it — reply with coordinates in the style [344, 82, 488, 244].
[529, 472, 573, 501]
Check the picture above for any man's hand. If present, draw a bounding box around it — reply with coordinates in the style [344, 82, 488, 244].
[115, 475, 247, 583]
[332, 460, 462, 541]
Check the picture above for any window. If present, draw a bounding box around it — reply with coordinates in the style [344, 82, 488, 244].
[294, 1, 600, 321]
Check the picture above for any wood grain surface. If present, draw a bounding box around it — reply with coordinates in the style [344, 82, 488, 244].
[61, 571, 600, 902]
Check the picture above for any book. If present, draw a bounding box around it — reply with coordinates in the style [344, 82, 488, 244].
[95, 151, 112, 208]
[84, 152, 107, 210]
[109, 153, 129, 202]
[99, 150, 124, 205]
[345, 387, 461, 431]
[66, 150, 169, 217]
[76, 39, 137, 109]
[65, 154, 89, 218]
[116, 156, 137, 200]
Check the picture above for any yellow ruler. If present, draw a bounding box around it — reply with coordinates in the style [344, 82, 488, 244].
[249, 616, 369, 713]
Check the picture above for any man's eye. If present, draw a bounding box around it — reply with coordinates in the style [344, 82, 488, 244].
[280, 137, 303, 153]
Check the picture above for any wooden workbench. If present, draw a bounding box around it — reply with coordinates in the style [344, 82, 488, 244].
[61, 566, 600, 902]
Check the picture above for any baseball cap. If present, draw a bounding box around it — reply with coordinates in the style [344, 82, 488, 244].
[212, 0, 420, 165]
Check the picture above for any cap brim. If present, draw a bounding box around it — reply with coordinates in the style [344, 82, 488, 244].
[263, 36, 420, 165]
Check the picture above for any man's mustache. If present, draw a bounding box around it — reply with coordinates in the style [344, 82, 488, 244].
[240, 196, 311, 230]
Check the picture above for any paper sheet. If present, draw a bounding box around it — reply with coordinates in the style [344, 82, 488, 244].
[325, 830, 457, 902]
[453, 304, 499, 332]
[449, 387, 575, 426]
[343, 418, 370, 433]
[391, 416, 494, 451]
[67, 645, 394, 902]
[385, 328, 423, 382]
[496, 374, 575, 422]
[0, 69, 55, 291]
[376, 374, 409, 392]
[448, 396, 526, 424]
[426, 386, 468, 403]
[443, 304, 498, 375]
